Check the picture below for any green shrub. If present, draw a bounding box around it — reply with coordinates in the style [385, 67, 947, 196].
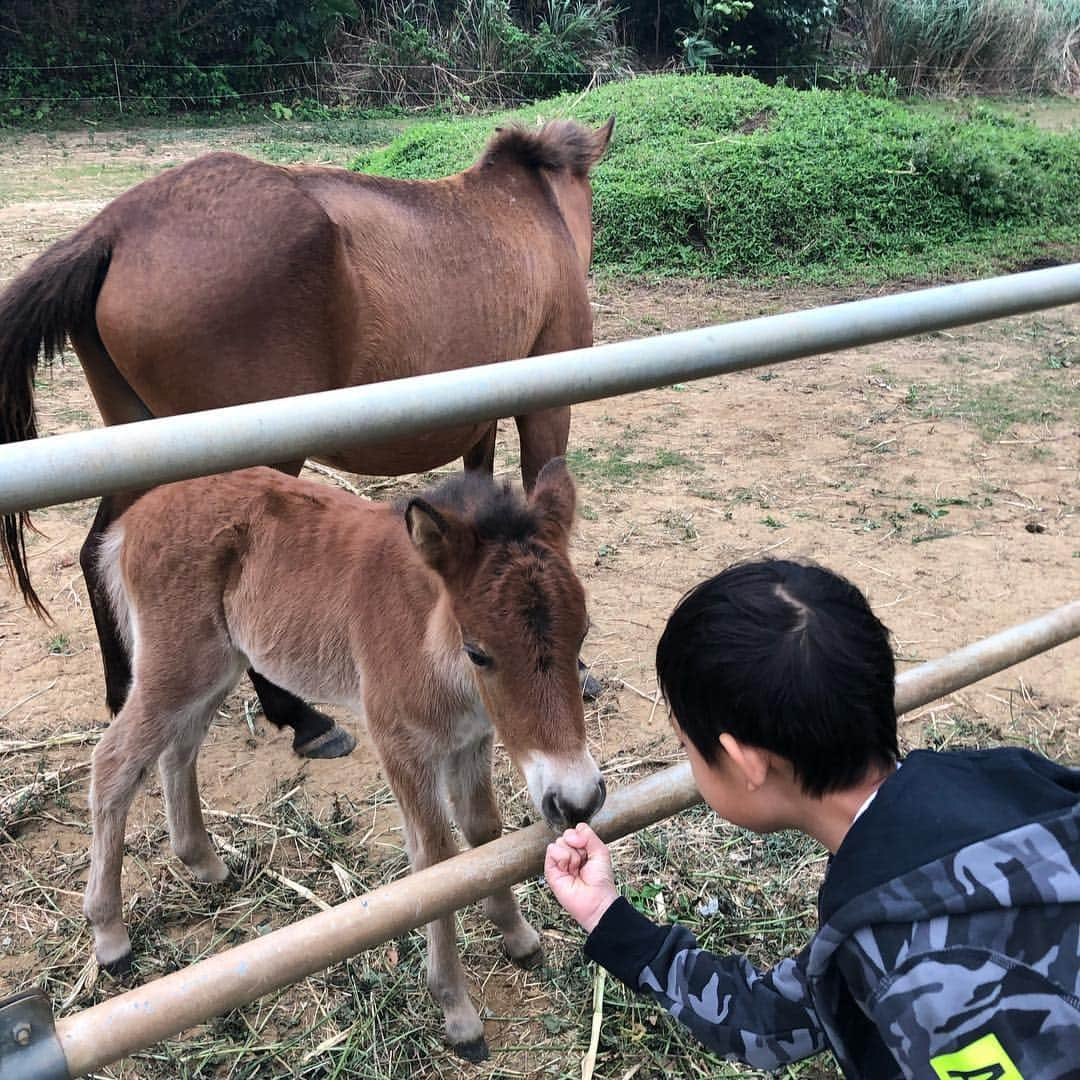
[0, 0, 357, 122]
[355, 73, 1080, 282]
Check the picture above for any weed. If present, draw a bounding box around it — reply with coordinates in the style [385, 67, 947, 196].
[761, 515, 785, 529]
[661, 509, 698, 541]
[912, 528, 956, 544]
[47, 633, 71, 655]
[910, 501, 948, 519]
[595, 542, 618, 563]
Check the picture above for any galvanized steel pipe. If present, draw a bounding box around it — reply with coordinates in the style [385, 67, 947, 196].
[51, 600, 1080, 1077]
[2, 263, 1079, 515]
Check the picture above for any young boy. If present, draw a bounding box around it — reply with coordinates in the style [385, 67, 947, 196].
[546, 560, 1080, 1079]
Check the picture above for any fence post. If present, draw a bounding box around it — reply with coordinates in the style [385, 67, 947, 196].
[112, 58, 123, 113]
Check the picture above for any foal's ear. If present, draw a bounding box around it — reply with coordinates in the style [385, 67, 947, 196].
[587, 115, 615, 171]
[406, 499, 473, 576]
[531, 457, 577, 545]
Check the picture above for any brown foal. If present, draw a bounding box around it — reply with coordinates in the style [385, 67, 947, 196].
[0, 116, 613, 755]
[85, 459, 604, 1060]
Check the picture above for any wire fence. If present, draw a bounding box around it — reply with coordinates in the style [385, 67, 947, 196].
[0, 55, 1071, 115]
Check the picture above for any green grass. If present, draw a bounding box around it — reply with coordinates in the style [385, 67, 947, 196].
[905, 370, 1080, 439]
[565, 443, 698, 486]
[354, 74, 1080, 284]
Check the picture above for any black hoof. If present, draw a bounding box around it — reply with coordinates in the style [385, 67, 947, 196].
[509, 945, 545, 971]
[578, 661, 603, 702]
[294, 724, 356, 759]
[102, 952, 133, 979]
[452, 1036, 491, 1063]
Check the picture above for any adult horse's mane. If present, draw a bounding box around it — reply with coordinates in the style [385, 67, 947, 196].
[482, 119, 613, 176]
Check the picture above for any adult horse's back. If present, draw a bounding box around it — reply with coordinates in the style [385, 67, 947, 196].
[0, 117, 612, 747]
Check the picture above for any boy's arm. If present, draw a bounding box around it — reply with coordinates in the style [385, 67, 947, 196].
[586, 897, 826, 1068]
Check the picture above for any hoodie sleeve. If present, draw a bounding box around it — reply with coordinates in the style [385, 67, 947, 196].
[585, 897, 826, 1068]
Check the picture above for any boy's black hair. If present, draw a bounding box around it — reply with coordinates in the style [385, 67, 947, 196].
[655, 560, 897, 797]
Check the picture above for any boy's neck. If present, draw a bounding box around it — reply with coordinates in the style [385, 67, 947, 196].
[797, 764, 897, 854]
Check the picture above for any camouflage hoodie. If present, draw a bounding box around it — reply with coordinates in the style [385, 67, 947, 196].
[584, 747, 1080, 1078]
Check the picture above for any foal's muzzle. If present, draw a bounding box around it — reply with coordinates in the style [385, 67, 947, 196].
[525, 751, 606, 830]
[541, 775, 607, 830]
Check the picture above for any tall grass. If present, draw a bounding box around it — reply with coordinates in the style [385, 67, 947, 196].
[850, 0, 1080, 93]
[332, 0, 632, 108]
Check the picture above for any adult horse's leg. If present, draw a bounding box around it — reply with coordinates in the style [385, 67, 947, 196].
[80, 494, 138, 716]
[247, 671, 355, 758]
[515, 406, 571, 493]
[462, 423, 497, 476]
[377, 727, 489, 1061]
[445, 733, 543, 968]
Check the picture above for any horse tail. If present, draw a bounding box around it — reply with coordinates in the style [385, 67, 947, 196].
[0, 220, 112, 619]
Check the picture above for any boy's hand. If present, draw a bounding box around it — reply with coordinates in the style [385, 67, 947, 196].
[544, 823, 618, 934]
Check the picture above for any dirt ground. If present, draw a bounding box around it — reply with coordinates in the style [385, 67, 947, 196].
[0, 124, 1077, 1078]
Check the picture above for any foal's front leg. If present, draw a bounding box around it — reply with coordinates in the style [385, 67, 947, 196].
[446, 735, 543, 969]
[381, 749, 490, 1061]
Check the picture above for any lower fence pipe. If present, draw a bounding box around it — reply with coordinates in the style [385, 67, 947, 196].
[28, 600, 1078, 1076]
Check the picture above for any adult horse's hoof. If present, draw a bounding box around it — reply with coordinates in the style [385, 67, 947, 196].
[578, 659, 603, 702]
[294, 723, 356, 759]
[452, 1036, 491, 1063]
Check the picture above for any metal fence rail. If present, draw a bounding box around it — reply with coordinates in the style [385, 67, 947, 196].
[2, 263, 1079, 517]
[0, 600, 1065, 1078]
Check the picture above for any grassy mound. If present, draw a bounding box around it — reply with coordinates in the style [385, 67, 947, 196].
[353, 74, 1080, 282]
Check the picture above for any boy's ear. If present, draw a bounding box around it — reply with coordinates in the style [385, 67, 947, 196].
[719, 733, 770, 791]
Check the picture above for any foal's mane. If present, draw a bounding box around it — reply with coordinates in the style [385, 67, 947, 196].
[401, 472, 540, 545]
[481, 120, 602, 177]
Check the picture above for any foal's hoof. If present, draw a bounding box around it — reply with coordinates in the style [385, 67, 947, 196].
[509, 943, 545, 971]
[294, 724, 356, 759]
[452, 1036, 491, 1063]
[101, 951, 134, 980]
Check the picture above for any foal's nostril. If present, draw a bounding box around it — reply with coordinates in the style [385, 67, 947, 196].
[541, 791, 563, 828]
[584, 777, 607, 821]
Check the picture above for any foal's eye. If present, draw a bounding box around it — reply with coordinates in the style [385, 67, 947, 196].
[464, 644, 492, 669]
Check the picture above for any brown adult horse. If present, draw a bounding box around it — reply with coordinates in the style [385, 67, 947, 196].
[0, 116, 613, 755]
[87, 459, 603, 1059]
